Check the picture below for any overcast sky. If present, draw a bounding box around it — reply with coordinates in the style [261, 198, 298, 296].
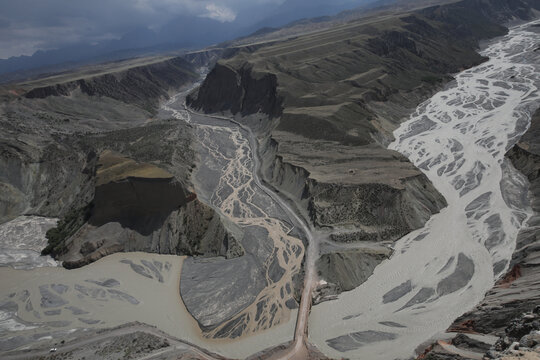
[0, 0, 286, 59]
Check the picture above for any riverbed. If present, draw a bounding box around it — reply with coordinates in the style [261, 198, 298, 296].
[309, 19, 540, 360]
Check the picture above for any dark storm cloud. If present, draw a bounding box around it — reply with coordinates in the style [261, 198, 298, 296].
[0, 0, 284, 58]
[0, 0, 373, 59]
[0, 18, 10, 28]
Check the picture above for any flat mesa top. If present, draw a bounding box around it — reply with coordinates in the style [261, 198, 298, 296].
[96, 150, 173, 186]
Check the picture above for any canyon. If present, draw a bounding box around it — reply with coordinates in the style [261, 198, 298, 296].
[0, 0, 539, 359]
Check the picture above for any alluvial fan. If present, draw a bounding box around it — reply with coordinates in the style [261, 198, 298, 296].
[166, 89, 306, 340]
[183, 119, 305, 338]
[309, 20, 540, 360]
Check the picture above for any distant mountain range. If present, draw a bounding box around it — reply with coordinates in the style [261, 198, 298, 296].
[0, 0, 382, 83]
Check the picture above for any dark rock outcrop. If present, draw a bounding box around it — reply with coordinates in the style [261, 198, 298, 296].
[89, 151, 190, 234]
[188, 63, 282, 119]
[419, 308, 540, 360]
[53, 151, 239, 269]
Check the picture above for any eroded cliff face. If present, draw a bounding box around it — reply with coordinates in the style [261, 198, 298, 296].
[261, 136, 446, 241]
[0, 56, 200, 224]
[90, 151, 190, 231]
[25, 57, 198, 114]
[188, 63, 282, 119]
[55, 151, 240, 269]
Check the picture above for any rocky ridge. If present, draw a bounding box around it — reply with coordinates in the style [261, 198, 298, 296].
[418, 307, 540, 360]
[24, 57, 198, 114]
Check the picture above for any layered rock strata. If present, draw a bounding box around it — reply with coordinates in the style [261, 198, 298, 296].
[24, 57, 198, 114]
